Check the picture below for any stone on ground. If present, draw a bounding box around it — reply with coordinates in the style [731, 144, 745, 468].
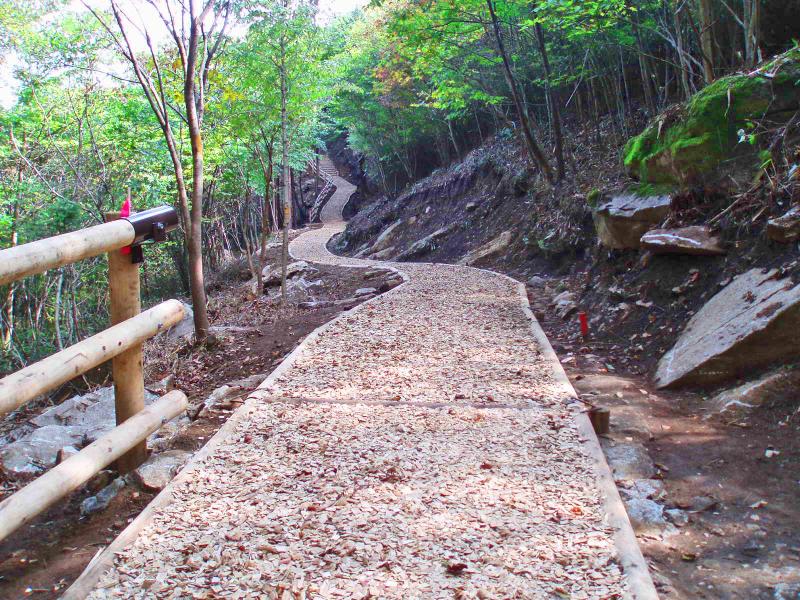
[550, 290, 578, 319]
[767, 205, 800, 243]
[602, 442, 656, 481]
[31, 385, 159, 442]
[655, 268, 800, 388]
[593, 193, 672, 249]
[133, 450, 192, 492]
[262, 260, 317, 287]
[354, 286, 378, 297]
[457, 230, 512, 266]
[81, 478, 126, 516]
[640, 225, 725, 255]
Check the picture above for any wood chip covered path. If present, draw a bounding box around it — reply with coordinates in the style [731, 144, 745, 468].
[77, 161, 655, 599]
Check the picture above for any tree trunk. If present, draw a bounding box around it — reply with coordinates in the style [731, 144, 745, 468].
[279, 3, 291, 308]
[485, 0, 553, 184]
[534, 23, 565, 181]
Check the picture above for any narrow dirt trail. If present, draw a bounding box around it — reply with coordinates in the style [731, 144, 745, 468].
[80, 159, 651, 599]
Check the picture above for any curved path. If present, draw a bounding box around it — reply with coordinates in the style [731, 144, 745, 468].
[76, 160, 655, 599]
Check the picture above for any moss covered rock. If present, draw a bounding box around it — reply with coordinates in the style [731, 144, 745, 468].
[624, 49, 800, 185]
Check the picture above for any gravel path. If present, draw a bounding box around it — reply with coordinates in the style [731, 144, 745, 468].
[87, 160, 631, 599]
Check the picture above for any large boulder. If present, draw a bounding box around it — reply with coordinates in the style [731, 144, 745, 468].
[164, 301, 194, 342]
[394, 224, 456, 261]
[30, 385, 159, 443]
[457, 231, 512, 266]
[624, 48, 800, 185]
[593, 193, 672, 249]
[262, 261, 317, 287]
[767, 205, 800, 243]
[357, 219, 403, 257]
[640, 226, 725, 256]
[655, 268, 800, 388]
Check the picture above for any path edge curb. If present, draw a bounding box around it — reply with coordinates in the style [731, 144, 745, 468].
[505, 275, 660, 600]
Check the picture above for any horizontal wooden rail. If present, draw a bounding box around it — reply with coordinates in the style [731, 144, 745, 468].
[0, 220, 135, 287]
[0, 300, 185, 417]
[0, 390, 188, 543]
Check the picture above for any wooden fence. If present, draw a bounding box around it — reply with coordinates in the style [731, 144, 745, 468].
[0, 206, 189, 542]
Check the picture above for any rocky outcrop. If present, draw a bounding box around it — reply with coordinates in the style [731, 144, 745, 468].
[655, 268, 800, 388]
[30, 386, 159, 442]
[624, 48, 800, 185]
[707, 366, 800, 416]
[767, 205, 800, 243]
[640, 226, 725, 256]
[457, 231, 512, 266]
[593, 193, 672, 249]
[1, 385, 182, 478]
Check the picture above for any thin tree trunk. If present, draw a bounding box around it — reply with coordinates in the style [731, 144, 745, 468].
[447, 119, 461, 160]
[673, 2, 693, 100]
[699, 0, 715, 82]
[54, 269, 65, 351]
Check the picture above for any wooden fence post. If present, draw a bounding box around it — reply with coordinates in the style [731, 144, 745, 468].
[105, 212, 147, 473]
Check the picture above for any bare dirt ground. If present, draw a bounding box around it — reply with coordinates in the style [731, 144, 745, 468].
[0, 234, 400, 599]
[529, 284, 800, 600]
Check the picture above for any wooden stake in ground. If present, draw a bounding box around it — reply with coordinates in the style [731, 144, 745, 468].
[106, 211, 146, 473]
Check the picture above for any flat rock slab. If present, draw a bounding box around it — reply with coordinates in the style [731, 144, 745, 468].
[83, 164, 633, 599]
[602, 442, 656, 482]
[655, 268, 800, 388]
[640, 225, 725, 256]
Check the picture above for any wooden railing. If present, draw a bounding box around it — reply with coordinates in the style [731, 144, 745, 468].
[0, 206, 189, 542]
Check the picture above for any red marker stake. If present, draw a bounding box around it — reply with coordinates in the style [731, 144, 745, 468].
[579, 312, 589, 338]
